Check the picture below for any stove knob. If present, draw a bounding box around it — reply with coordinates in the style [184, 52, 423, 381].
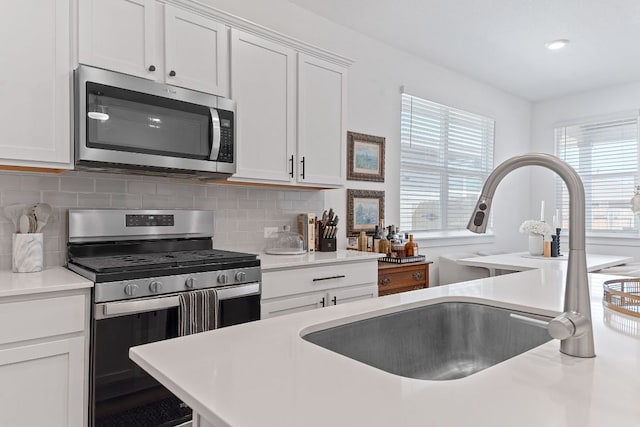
[124, 283, 138, 297]
[185, 277, 197, 289]
[235, 271, 247, 282]
[149, 281, 163, 293]
[217, 274, 228, 285]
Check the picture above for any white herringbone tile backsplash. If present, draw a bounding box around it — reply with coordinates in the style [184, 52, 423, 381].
[0, 171, 325, 269]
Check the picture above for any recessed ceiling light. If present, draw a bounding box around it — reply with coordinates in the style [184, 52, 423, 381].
[545, 39, 570, 50]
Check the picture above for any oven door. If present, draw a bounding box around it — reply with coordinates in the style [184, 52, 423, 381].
[75, 65, 235, 175]
[91, 283, 260, 427]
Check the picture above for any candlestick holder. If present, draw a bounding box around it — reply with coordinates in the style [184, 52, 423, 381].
[551, 228, 562, 257]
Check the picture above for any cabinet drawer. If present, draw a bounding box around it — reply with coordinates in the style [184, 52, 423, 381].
[378, 264, 428, 293]
[0, 295, 86, 345]
[262, 261, 378, 299]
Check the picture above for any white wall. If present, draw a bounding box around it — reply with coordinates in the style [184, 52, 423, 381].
[199, 0, 533, 282]
[531, 81, 640, 260]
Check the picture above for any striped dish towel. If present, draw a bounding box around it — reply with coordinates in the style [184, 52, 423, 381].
[178, 289, 219, 336]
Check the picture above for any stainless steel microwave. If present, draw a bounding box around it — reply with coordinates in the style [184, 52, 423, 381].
[74, 65, 235, 179]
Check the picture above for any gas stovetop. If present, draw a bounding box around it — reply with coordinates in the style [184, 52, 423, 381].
[65, 209, 261, 302]
[70, 249, 257, 273]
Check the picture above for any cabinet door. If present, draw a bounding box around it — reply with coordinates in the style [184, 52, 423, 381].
[261, 293, 327, 319]
[0, 337, 85, 427]
[230, 29, 297, 184]
[329, 284, 378, 306]
[297, 54, 347, 187]
[164, 5, 229, 96]
[0, 0, 71, 168]
[78, 0, 157, 80]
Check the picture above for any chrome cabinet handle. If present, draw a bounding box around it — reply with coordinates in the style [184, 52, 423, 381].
[412, 271, 424, 281]
[380, 276, 391, 285]
[312, 275, 346, 282]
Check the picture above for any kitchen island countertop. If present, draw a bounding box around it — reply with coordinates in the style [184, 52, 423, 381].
[131, 260, 640, 427]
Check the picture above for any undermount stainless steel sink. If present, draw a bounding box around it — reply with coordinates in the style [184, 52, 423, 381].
[302, 302, 553, 381]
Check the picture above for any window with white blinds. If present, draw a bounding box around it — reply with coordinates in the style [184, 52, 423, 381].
[400, 93, 495, 232]
[555, 114, 640, 235]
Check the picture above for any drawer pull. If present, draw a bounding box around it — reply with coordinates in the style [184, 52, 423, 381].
[380, 276, 391, 285]
[320, 297, 325, 307]
[412, 272, 424, 281]
[313, 275, 346, 282]
[332, 296, 337, 305]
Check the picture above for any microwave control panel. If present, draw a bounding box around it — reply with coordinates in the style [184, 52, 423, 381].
[217, 109, 234, 163]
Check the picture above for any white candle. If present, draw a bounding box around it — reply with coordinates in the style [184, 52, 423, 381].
[552, 215, 557, 229]
[540, 200, 545, 222]
[555, 209, 560, 229]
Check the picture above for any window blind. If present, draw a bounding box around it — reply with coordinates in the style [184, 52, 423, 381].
[400, 93, 495, 232]
[555, 114, 640, 234]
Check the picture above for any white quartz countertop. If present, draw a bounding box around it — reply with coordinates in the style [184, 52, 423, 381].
[130, 262, 640, 427]
[458, 252, 632, 273]
[259, 249, 384, 271]
[0, 266, 93, 298]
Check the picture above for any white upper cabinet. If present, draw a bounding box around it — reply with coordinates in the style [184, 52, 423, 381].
[79, 0, 229, 96]
[229, 30, 350, 188]
[0, 0, 72, 169]
[230, 29, 297, 184]
[78, 0, 157, 80]
[164, 4, 228, 96]
[297, 54, 347, 187]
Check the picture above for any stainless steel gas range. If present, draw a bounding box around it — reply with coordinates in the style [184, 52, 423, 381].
[66, 209, 261, 427]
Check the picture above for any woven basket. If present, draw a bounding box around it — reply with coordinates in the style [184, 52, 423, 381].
[603, 278, 640, 319]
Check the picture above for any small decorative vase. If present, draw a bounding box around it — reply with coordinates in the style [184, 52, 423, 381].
[528, 234, 543, 256]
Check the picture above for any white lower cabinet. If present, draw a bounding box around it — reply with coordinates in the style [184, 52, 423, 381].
[261, 260, 378, 319]
[0, 291, 90, 427]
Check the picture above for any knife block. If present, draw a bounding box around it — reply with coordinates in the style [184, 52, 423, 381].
[319, 237, 337, 252]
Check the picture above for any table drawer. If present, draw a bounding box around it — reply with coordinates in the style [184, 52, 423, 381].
[262, 261, 378, 299]
[378, 263, 428, 294]
[0, 294, 86, 345]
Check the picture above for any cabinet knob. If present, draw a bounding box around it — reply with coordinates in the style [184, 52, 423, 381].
[412, 272, 424, 281]
[169, 70, 176, 77]
[380, 276, 391, 286]
[148, 65, 156, 72]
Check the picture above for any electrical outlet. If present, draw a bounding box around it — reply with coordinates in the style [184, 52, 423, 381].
[264, 227, 278, 238]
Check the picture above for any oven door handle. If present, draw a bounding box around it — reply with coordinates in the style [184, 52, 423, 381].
[95, 283, 261, 319]
[209, 108, 221, 161]
[97, 296, 180, 319]
[217, 282, 260, 300]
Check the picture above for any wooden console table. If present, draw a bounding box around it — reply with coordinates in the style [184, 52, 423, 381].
[377, 260, 432, 296]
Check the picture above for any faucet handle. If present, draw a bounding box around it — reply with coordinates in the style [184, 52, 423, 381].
[547, 311, 589, 340]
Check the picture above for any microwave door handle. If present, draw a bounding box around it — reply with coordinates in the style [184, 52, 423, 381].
[209, 108, 221, 161]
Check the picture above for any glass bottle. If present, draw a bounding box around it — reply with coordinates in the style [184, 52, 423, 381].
[404, 234, 418, 257]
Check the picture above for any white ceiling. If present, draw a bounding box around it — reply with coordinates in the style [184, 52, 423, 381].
[288, 0, 640, 101]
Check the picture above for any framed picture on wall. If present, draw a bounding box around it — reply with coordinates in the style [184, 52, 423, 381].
[347, 131, 385, 182]
[347, 189, 385, 235]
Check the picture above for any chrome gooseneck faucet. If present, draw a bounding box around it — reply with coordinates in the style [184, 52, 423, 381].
[467, 152, 595, 358]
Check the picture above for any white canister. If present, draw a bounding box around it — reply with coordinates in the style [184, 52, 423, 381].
[12, 233, 44, 273]
[528, 234, 544, 257]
